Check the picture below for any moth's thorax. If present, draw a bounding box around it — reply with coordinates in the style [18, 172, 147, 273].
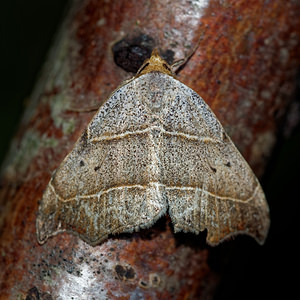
[133, 49, 176, 113]
[137, 72, 175, 113]
[136, 48, 174, 77]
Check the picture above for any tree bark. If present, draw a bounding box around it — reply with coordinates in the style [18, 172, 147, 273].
[1, 0, 300, 299]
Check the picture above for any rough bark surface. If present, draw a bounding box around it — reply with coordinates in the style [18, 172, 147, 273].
[0, 0, 299, 299]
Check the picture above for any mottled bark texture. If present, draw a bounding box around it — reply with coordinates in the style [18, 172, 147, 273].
[0, 0, 299, 299]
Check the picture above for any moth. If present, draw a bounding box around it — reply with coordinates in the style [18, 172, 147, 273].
[36, 49, 270, 246]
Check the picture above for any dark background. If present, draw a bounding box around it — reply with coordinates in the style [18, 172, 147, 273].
[1, 1, 299, 299]
[0, 0, 69, 164]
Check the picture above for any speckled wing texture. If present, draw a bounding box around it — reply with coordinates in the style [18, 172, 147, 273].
[36, 72, 270, 246]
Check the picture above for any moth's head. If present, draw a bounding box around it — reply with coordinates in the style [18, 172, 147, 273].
[136, 49, 174, 77]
